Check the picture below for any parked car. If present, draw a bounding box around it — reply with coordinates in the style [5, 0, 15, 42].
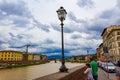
[111, 61, 117, 66]
[97, 61, 102, 67]
[101, 62, 106, 69]
[104, 62, 115, 72]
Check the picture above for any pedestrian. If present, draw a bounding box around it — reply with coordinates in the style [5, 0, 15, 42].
[116, 60, 120, 80]
[90, 58, 98, 80]
[84, 63, 94, 80]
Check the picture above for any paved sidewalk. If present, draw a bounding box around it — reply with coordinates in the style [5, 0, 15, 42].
[98, 68, 115, 80]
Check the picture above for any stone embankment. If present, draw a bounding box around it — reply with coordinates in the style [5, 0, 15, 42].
[34, 65, 86, 80]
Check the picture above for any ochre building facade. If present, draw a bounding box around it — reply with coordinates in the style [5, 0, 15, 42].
[100, 25, 120, 61]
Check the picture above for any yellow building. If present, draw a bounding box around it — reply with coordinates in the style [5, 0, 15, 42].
[96, 43, 104, 61]
[0, 50, 23, 61]
[28, 54, 33, 61]
[101, 25, 120, 61]
[96, 48, 100, 60]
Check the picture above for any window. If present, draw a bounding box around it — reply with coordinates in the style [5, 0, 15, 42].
[117, 49, 120, 55]
[118, 42, 120, 47]
[117, 36, 120, 40]
[117, 32, 120, 35]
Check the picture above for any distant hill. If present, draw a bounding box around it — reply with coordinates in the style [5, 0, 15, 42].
[48, 55, 70, 59]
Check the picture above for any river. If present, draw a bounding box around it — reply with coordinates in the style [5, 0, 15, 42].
[0, 61, 83, 80]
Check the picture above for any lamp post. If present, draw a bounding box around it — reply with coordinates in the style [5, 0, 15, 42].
[56, 6, 68, 72]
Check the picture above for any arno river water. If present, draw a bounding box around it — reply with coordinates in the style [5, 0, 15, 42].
[0, 61, 83, 80]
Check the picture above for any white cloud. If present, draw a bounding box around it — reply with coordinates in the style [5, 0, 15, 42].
[0, 0, 119, 56]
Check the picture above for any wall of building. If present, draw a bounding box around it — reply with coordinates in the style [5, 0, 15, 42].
[0, 51, 23, 61]
[0, 50, 48, 65]
[101, 25, 120, 61]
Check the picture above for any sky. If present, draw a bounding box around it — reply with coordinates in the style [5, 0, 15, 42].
[0, 0, 120, 57]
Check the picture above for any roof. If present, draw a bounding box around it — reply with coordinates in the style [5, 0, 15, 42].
[99, 43, 103, 47]
[0, 50, 23, 53]
[101, 28, 107, 36]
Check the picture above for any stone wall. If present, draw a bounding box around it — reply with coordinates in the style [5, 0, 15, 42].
[34, 65, 86, 80]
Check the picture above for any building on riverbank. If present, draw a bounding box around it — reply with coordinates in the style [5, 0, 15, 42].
[0, 50, 48, 66]
[96, 43, 104, 61]
[68, 56, 86, 63]
[0, 50, 23, 61]
[97, 25, 120, 62]
[33, 54, 48, 62]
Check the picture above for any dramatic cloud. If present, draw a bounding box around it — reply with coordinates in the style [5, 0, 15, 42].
[117, 0, 120, 8]
[68, 12, 86, 23]
[77, 0, 94, 8]
[0, 0, 50, 31]
[0, 1, 30, 17]
[0, 0, 119, 57]
[71, 34, 81, 39]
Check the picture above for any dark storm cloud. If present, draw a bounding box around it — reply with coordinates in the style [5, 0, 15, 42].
[68, 0, 120, 38]
[0, 0, 31, 28]
[71, 34, 81, 39]
[66, 12, 104, 41]
[8, 33, 33, 48]
[117, 0, 120, 8]
[68, 12, 86, 23]
[9, 42, 39, 49]
[51, 12, 87, 33]
[51, 23, 60, 32]
[77, 0, 94, 8]
[64, 27, 74, 33]
[9, 33, 15, 37]
[0, 1, 31, 17]
[86, 20, 107, 33]
[44, 38, 54, 44]
[88, 0, 120, 32]
[39, 47, 70, 55]
[9, 33, 31, 40]
[33, 19, 50, 32]
[86, 31, 101, 40]
[12, 18, 30, 27]
[99, 10, 113, 19]
[0, 0, 50, 31]
[68, 11, 107, 34]
[51, 23, 74, 33]
[65, 43, 81, 48]
[0, 39, 7, 44]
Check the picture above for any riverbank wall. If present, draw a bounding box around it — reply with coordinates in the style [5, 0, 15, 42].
[34, 65, 86, 80]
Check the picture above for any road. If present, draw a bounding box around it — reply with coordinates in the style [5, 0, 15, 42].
[98, 68, 115, 80]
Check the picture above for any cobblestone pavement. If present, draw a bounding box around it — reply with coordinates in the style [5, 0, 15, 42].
[98, 68, 115, 80]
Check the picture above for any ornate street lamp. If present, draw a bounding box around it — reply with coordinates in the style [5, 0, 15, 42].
[56, 6, 68, 72]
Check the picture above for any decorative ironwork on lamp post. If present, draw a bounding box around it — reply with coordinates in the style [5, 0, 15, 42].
[56, 6, 68, 72]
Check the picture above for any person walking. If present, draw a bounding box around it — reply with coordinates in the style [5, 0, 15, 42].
[90, 58, 98, 80]
[84, 63, 94, 80]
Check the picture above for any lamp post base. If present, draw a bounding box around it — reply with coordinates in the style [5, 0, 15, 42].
[59, 65, 68, 72]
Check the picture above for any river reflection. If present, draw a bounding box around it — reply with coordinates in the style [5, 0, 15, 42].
[0, 61, 83, 80]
